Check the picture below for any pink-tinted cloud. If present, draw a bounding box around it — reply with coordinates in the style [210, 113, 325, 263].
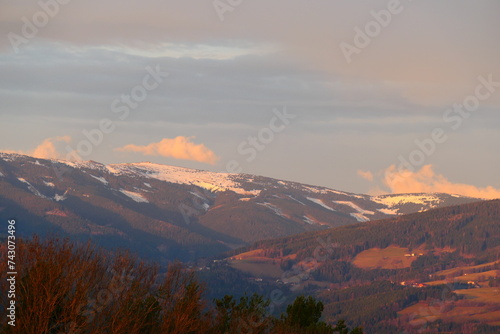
[357, 169, 373, 182]
[383, 164, 500, 199]
[2, 136, 71, 159]
[116, 136, 219, 165]
[31, 136, 72, 159]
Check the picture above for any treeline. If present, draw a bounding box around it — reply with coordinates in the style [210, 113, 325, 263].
[0, 237, 362, 333]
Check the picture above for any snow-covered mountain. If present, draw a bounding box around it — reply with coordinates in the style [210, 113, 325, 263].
[0, 152, 483, 262]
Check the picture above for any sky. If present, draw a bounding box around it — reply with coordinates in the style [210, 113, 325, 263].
[1, 0, 499, 198]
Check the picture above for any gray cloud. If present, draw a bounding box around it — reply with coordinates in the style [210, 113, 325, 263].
[1, 0, 499, 194]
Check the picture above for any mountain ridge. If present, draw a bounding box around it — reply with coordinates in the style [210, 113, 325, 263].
[0, 152, 486, 262]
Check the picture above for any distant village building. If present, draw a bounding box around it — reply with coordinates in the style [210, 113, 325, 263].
[400, 281, 426, 288]
[467, 281, 481, 288]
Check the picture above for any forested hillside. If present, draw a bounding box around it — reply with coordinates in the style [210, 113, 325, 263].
[222, 200, 500, 333]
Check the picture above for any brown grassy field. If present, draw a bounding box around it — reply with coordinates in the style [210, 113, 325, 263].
[399, 297, 500, 327]
[426, 270, 499, 286]
[455, 287, 500, 304]
[352, 245, 420, 269]
[456, 270, 499, 282]
[433, 260, 500, 277]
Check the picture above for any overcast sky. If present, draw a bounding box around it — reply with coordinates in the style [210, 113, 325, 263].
[1, 0, 499, 197]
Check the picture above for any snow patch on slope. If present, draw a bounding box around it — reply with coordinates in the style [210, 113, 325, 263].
[54, 190, 68, 202]
[303, 186, 329, 194]
[119, 189, 149, 203]
[17, 178, 49, 199]
[372, 194, 446, 214]
[88, 174, 108, 185]
[350, 213, 370, 222]
[190, 191, 208, 201]
[287, 195, 305, 205]
[333, 201, 373, 222]
[377, 208, 398, 215]
[303, 185, 355, 196]
[189, 191, 211, 211]
[334, 201, 374, 215]
[107, 163, 260, 196]
[192, 181, 226, 193]
[0, 152, 23, 161]
[57, 160, 107, 171]
[257, 202, 287, 218]
[303, 215, 316, 225]
[306, 197, 336, 211]
[373, 194, 443, 207]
